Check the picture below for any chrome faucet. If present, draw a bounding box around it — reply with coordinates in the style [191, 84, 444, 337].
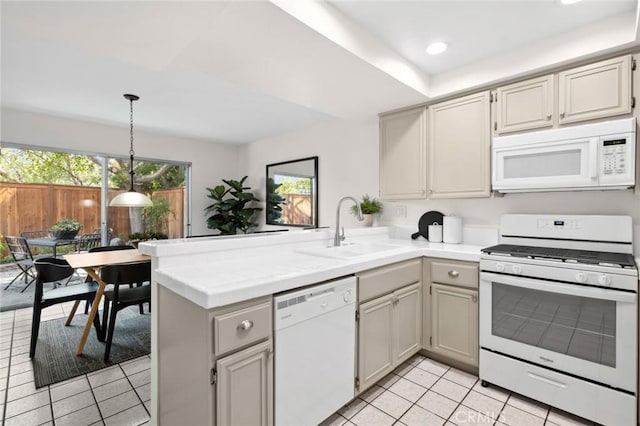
[334, 196, 363, 246]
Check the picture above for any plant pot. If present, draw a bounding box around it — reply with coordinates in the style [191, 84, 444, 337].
[50, 230, 79, 240]
[363, 214, 374, 227]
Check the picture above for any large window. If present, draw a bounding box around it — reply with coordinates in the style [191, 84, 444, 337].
[0, 144, 190, 249]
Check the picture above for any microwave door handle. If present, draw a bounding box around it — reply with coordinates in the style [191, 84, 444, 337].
[589, 140, 598, 180]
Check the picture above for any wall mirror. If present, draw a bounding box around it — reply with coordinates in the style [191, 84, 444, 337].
[266, 156, 318, 227]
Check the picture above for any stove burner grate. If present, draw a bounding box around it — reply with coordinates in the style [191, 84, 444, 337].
[481, 244, 636, 269]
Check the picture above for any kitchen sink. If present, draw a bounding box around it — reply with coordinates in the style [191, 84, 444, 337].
[296, 242, 407, 260]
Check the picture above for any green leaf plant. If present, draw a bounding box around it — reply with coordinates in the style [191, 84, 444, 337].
[266, 177, 286, 224]
[351, 194, 383, 216]
[205, 176, 262, 235]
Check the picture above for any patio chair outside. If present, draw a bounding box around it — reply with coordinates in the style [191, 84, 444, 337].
[75, 233, 102, 252]
[3, 236, 37, 292]
[19, 230, 52, 239]
[91, 228, 113, 245]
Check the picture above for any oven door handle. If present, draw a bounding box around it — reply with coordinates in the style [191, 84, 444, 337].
[481, 272, 637, 303]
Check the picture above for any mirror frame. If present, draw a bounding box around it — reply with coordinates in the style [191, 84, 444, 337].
[265, 156, 318, 228]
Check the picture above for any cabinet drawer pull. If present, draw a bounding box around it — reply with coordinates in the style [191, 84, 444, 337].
[448, 270, 459, 278]
[237, 320, 254, 331]
[560, 112, 565, 119]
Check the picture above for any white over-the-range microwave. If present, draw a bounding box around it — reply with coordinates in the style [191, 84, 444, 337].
[492, 117, 636, 193]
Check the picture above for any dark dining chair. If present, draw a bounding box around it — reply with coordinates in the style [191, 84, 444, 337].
[30, 257, 102, 358]
[3, 236, 37, 292]
[100, 261, 151, 362]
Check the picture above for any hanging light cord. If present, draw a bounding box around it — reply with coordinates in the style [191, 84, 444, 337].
[127, 95, 137, 192]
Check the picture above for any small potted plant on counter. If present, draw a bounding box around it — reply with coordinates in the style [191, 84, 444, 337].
[351, 195, 383, 226]
[50, 218, 82, 240]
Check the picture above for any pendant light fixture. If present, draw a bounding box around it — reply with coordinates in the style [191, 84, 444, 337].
[110, 94, 153, 207]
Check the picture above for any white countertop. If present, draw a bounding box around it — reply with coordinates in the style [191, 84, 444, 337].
[139, 227, 492, 309]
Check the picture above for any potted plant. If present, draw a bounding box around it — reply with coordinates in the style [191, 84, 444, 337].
[205, 176, 262, 234]
[50, 218, 83, 240]
[127, 231, 169, 247]
[266, 177, 286, 224]
[351, 195, 383, 226]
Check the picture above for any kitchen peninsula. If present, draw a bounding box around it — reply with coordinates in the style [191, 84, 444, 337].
[139, 226, 492, 425]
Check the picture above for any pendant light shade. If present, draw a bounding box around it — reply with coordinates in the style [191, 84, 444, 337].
[110, 94, 153, 207]
[110, 190, 153, 207]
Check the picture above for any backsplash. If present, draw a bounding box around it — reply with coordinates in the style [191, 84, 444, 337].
[380, 189, 640, 227]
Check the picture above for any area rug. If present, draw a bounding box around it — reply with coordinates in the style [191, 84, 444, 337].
[32, 306, 150, 388]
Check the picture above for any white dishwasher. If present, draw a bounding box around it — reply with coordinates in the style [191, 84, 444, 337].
[274, 276, 356, 426]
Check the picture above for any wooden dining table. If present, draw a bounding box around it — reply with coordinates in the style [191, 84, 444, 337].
[64, 250, 150, 356]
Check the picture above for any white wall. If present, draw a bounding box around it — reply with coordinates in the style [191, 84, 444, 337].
[1, 108, 239, 235]
[239, 117, 379, 229]
[239, 113, 640, 239]
[7, 108, 640, 239]
[380, 191, 640, 230]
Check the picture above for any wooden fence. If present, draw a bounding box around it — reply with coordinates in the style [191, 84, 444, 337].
[281, 194, 312, 225]
[0, 182, 184, 254]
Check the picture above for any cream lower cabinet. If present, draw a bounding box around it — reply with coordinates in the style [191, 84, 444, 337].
[428, 91, 491, 198]
[430, 284, 478, 367]
[217, 340, 272, 426]
[357, 259, 422, 393]
[157, 285, 273, 426]
[423, 258, 479, 368]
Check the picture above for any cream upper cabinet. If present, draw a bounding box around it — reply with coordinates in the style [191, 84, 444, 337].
[496, 75, 554, 134]
[379, 107, 427, 200]
[428, 91, 491, 198]
[558, 55, 632, 124]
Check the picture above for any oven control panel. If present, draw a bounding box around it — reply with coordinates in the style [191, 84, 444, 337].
[480, 258, 637, 292]
[536, 219, 581, 230]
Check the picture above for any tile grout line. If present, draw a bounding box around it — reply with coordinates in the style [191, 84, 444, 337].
[87, 370, 105, 423]
[123, 362, 151, 418]
[46, 384, 54, 425]
[96, 364, 146, 424]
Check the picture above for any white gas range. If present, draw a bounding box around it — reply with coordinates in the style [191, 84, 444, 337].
[479, 214, 637, 426]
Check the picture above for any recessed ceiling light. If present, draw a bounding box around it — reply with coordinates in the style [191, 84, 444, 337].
[426, 42, 447, 55]
[560, 0, 582, 4]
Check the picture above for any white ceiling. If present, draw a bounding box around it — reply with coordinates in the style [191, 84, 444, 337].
[329, 0, 637, 75]
[1, 0, 638, 145]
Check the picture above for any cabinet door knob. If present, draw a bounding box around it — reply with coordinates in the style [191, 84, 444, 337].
[546, 114, 552, 120]
[448, 270, 459, 278]
[472, 295, 478, 303]
[560, 112, 565, 119]
[237, 320, 254, 331]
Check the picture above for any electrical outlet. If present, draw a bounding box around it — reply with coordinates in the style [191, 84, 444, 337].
[394, 205, 407, 218]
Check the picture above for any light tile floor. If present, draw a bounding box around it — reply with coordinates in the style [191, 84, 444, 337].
[1, 302, 598, 426]
[1, 301, 150, 425]
[321, 356, 598, 426]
